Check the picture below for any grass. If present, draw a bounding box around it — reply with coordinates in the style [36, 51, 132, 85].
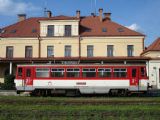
[0, 96, 160, 120]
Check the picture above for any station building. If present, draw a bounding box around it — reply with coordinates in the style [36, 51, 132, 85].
[0, 9, 149, 83]
[141, 38, 160, 89]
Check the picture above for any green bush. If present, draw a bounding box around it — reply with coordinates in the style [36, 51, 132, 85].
[1, 74, 15, 90]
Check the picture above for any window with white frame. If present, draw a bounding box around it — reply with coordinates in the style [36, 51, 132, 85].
[98, 68, 111, 78]
[107, 45, 114, 57]
[6, 46, 13, 58]
[66, 68, 80, 77]
[47, 25, 54, 37]
[36, 68, 50, 78]
[87, 45, 93, 57]
[65, 45, 71, 57]
[82, 68, 96, 77]
[47, 46, 54, 57]
[113, 68, 127, 78]
[127, 45, 134, 57]
[51, 68, 64, 77]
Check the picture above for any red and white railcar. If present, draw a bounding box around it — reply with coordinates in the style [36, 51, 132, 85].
[14, 64, 148, 95]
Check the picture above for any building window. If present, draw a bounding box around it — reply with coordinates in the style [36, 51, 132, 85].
[87, 45, 93, 57]
[65, 25, 71, 36]
[6, 46, 13, 58]
[47, 46, 54, 57]
[47, 25, 54, 37]
[65, 45, 71, 57]
[102, 28, 107, 32]
[127, 45, 134, 57]
[107, 45, 114, 57]
[25, 46, 32, 58]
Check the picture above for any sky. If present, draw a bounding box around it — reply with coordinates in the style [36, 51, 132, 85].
[0, 0, 160, 46]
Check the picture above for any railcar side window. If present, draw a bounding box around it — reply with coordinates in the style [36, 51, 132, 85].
[140, 67, 146, 77]
[113, 68, 127, 78]
[51, 68, 64, 77]
[98, 68, 111, 78]
[18, 67, 22, 77]
[82, 68, 96, 77]
[26, 69, 31, 77]
[66, 68, 80, 78]
[36, 68, 49, 78]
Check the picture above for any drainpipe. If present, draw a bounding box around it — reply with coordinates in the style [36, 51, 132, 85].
[9, 62, 12, 75]
[79, 35, 81, 62]
[38, 35, 42, 58]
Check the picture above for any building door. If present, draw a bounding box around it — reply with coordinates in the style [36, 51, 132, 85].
[130, 67, 139, 86]
[24, 67, 33, 86]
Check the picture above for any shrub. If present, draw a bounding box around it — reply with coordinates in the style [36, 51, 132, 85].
[1, 74, 15, 90]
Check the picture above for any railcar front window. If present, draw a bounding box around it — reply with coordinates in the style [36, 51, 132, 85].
[51, 68, 64, 77]
[36, 68, 49, 78]
[113, 68, 127, 78]
[66, 68, 80, 78]
[140, 67, 146, 77]
[98, 68, 111, 78]
[82, 68, 96, 77]
[18, 68, 22, 77]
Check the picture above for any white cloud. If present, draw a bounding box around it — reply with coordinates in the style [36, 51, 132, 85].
[0, 0, 40, 16]
[126, 23, 141, 32]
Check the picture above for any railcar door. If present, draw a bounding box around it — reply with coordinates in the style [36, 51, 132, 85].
[24, 67, 34, 88]
[130, 67, 139, 87]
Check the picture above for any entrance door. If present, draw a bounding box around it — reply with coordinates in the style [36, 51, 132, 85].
[130, 68, 139, 86]
[24, 67, 33, 86]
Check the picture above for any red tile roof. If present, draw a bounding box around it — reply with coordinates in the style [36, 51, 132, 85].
[80, 16, 144, 36]
[141, 37, 160, 55]
[0, 15, 144, 38]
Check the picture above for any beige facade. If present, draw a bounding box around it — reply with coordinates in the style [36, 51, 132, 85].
[0, 38, 39, 58]
[81, 37, 144, 57]
[40, 20, 79, 37]
[142, 51, 160, 58]
[0, 36, 144, 58]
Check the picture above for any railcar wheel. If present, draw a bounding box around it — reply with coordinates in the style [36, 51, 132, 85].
[65, 89, 80, 97]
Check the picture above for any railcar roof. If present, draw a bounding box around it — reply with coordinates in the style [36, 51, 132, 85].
[17, 64, 146, 67]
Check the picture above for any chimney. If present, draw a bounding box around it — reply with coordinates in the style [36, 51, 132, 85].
[47, 10, 52, 18]
[104, 13, 111, 20]
[18, 14, 26, 22]
[76, 10, 80, 18]
[99, 8, 103, 22]
[91, 13, 95, 17]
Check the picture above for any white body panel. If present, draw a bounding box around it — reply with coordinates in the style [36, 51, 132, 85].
[33, 79, 130, 88]
[15, 78, 148, 93]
